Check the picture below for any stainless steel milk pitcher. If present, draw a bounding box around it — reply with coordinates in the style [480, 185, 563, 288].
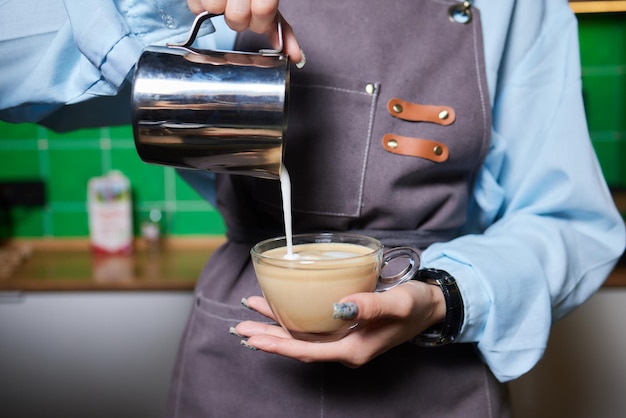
[132, 11, 289, 179]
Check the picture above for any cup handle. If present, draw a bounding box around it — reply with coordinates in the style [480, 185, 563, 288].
[376, 247, 421, 292]
[168, 10, 284, 55]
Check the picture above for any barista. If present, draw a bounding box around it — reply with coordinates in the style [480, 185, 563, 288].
[167, 1, 625, 417]
[1, 1, 624, 417]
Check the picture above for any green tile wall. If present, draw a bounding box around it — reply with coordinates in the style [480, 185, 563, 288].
[579, 12, 626, 188]
[0, 122, 225, 238]
[1, 12, 625, 238]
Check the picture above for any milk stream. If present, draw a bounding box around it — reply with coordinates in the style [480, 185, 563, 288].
[279, 165, 361, 261]
[279, 164, 297, 259]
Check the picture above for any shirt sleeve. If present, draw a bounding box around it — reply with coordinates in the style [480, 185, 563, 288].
[421, 1, 625, 382]
[0, 0, 227, 123]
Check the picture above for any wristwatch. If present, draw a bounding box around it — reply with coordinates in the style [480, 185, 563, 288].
[411, 268, 464, 347]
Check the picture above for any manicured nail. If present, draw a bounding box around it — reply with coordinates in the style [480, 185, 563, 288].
[240, 340, 258, 351]
[241, 297, 255, 311]
[296, 49, 306, 69]
[333, 302, 358, 320]
[229, 326, 243, 337]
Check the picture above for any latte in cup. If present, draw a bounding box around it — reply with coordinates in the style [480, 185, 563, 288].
[251, 234, 383, 342]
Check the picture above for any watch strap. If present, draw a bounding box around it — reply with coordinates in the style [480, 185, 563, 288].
[411, 268, 464, 347]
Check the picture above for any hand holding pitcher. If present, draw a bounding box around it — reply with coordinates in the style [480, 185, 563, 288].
[186, 0, 304, 64]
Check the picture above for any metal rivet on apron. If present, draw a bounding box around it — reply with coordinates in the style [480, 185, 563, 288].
[392, 104, 403, 114]
[365, 83, 376, 94]
[438, 110, 449, 120]
[448, 1, 473, 24]
[387, 139, 399, 149]
[433, 145, 444, 156]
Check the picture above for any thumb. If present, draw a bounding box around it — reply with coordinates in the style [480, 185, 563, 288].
[333, 287, 414, 321]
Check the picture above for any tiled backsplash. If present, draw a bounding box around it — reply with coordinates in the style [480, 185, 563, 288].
[579, 12, 626, 188]
[0, 123, 225, 237]
[0, 12, 624, 238]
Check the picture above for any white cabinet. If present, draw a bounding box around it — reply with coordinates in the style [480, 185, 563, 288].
[0, 291, 194, 418]
[3, 288, 626, 417]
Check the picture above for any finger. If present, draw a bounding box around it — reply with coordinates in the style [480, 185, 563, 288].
[279, 19, 304, 65]
[245, 332, 356, 363]
[242, 295, 275, 318]
[237, 317, 408, 367]
[187, 0, 203, 15]
[187, 0, 226, 15]
[235, 320, 289, 338]
[224, 0, 252, 32]
[249, 0, 278, 34]
[249, 12, 302, 64]
[341, 282, 425, 321]
[246, 324, 404, 367]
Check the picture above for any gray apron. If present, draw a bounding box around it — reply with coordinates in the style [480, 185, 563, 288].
[168, 1, 510, 416]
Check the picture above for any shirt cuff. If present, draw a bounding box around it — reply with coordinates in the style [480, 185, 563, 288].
[117, 0, 216, 47]
[65, 0, 217, 101]
[420, 251, 492, 343]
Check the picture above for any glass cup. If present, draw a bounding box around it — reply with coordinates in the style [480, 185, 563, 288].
[250, 232, 420, 342]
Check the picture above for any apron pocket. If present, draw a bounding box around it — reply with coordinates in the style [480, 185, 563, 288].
[247, 72, 380, 219]
[287, 73, 379, 217]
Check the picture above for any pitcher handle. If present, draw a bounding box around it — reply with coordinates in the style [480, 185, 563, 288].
[167, 10, 284, 55]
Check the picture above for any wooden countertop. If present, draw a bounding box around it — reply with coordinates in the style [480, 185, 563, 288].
[0, 238, 224, 291]
[0, 237, 624, 291]
[569, 0, 626, 13]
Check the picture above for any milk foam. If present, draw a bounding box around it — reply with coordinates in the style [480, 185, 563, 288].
[296, 250, 361, 260]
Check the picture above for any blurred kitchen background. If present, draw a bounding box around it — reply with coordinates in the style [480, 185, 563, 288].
[0, 122, 225, 239]
[1, 3, 625, 418]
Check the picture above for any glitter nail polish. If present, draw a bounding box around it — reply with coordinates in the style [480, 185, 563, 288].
[229, 326, 243, 337]
[333, 302, 358, 320]
[240, 340, 258, 351]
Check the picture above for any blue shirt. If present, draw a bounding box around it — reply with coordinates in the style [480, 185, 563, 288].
[1, 0, 624, 382]
[0, 0, 234, 122]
